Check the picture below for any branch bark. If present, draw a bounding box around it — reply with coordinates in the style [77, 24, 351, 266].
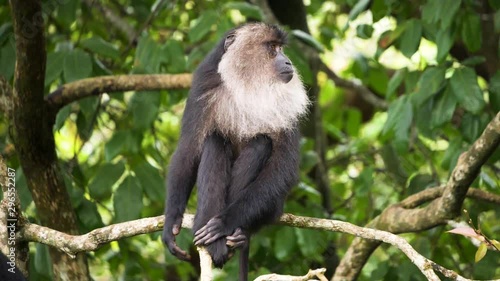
[45, 73, 192, 112]
[19, 213, 474, 281]
[333, 112, 500, 280]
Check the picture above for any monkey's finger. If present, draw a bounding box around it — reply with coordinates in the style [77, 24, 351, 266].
[194, 231, 222, 245]
[169, 243, 191, 261]
[194, 224, 218, 237]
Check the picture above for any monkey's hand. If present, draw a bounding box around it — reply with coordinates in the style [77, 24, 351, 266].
[194, 217, 232, 246]
[162, 217, 191, 261]
[226, 228, 248, 249]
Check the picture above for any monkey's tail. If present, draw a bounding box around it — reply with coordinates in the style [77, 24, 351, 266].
[239, 237, 250, 281]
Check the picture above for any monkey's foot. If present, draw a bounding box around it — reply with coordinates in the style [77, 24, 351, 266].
[226, 228, 247, 249]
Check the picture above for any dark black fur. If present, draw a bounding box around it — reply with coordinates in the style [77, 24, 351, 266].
[162, 24, 301, 281]
[0, 252, 27, 281]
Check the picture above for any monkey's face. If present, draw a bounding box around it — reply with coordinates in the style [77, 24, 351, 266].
[218, 23, 296, 86]
[269, 43, 294, 83]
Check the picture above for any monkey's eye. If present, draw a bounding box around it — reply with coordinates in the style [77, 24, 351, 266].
[268, 43, 281, 57]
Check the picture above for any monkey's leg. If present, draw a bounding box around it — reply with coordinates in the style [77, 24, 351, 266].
[194, 129, 300, 244]
[163, 137, 200, 261]
[193, 133, 233, 267]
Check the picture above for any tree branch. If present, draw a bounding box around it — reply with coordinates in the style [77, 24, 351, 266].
[19, 213, 473, 281]
[334, 112, 500, 280]
[0, 76, 13, 116]
[45, 73, 192, 112]
[319, 62, 388, 110]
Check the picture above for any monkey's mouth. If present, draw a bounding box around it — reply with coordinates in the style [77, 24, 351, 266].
[278, 71, 293, 83]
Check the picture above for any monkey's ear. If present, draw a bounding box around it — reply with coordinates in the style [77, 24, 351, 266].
[224, 34, 236, 51]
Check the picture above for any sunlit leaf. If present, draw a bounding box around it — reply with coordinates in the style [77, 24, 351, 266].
[475, 243, 488, 262]
[223, 2, 262, 20]
[188, 10, 218, 43]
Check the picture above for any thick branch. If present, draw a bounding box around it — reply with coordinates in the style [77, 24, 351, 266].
[400, 186, 500, 208]
[334, 112, 500, 280]
[0, 77, 13, 116]
[45, 73, 192, 111]
[20, 213, 472, 281]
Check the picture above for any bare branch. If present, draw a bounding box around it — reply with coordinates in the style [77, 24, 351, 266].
[19, 213, 475, 280]
[255, 268, 328, 281]
[400, 186, 500, 208]
[45, 74, 192, 111]
[319, 62, 388, 110]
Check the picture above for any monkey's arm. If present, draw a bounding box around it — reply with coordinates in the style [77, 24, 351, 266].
[162, 138, 200, 261]
[194, 129, 300, 245]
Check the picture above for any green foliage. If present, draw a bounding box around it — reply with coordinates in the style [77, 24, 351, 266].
[1, 0, 499, 280]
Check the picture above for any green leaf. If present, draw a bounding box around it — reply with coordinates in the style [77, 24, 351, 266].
[273, 227, 296, 261]
[63, 49, 92, 82]
[223, 2, 262, 20]
[134, 36, 162, 73]
[461, 12, 482, 52]
[285, 46, 313, 85]
[356, 24, 374, 39]
[163, 40, 186, 73]
[0, 41, 16, 80]
[495, 9, 500, 32]
[88, 161, 125, 200]
[133, 162, 165, 202]
[114, 176, 143, 223]
[436, 29, 453, 62]
[54, 104, 71, 131]
[34, 244, 53, 278]
[387, 68, 407, 99]
[440, 0, 461, 29]
[291, 30, 324, 52]
[76, 199, 104, 232]
[475, 243, 488, 262]
[422, 0, 440, 24]
[462, 56, 486, 67]
[57, 0, 78, 26]
[449, 67, 485, 114]
[104, 130, 142, 161]
[188, 10, 218, 43]
[399, 19, 422, 58]
[489, 71, 500, 112]
[460, 112, 488, 143]
[295, 229, 324, 256]
[45, 51, 66, 85]
[348, 0, 371, 21]
[80, 37, 120, 59]
[441, 138, 463, 170]
[382, 95, 413, 151]
[130, 92, 160, 130]
[431, 86, 457, 129]
[411, 66, 446, 106]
